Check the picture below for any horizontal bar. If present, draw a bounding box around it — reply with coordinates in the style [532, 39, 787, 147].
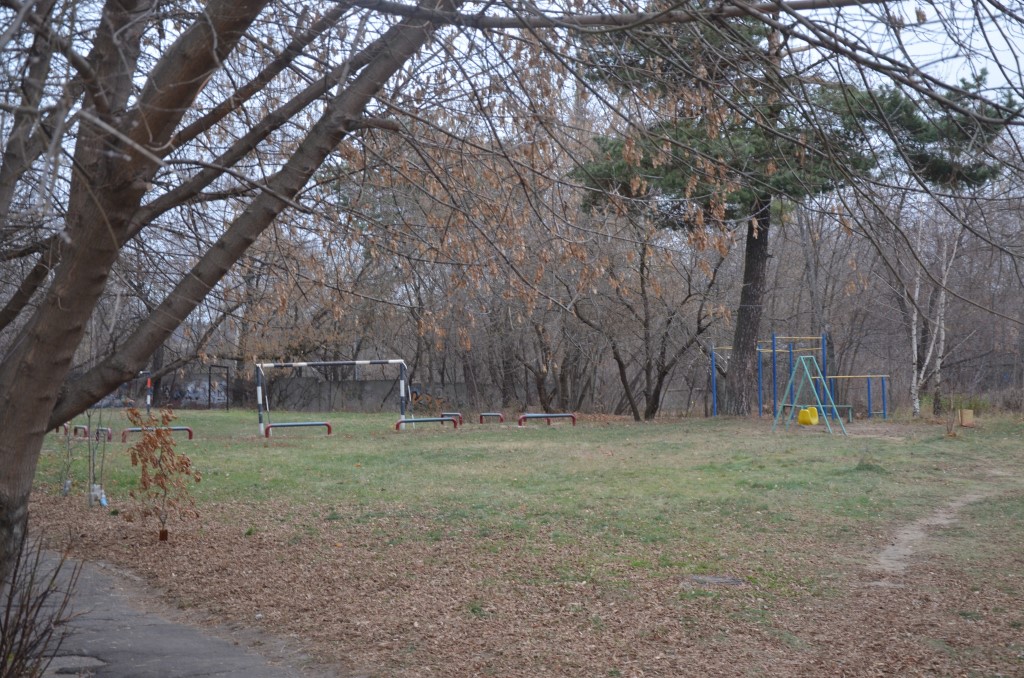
[518, 413, 577, 427]
[122, 426, 195, 443]
[440, 411, 463, 425]
[65, 425, 114, 442]
[825, 375, 891, 379]
[479, 412, 505, 423]
[264, 422, 331, 438]
[257, 359, 406, 369]
[395, 417, 458, 431]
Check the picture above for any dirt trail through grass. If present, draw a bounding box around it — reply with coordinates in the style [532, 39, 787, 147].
[870, 491, 993, 576]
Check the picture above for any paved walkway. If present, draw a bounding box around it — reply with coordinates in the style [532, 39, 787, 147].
[45, 557, 340, 677]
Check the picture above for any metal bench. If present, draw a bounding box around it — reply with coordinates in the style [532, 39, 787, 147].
[264, 422, 331, 437]
[517, 413, 577, 427]
[395, 417, 459, 431]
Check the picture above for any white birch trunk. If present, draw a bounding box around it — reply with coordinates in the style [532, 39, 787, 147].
[909, 268, 922, 417]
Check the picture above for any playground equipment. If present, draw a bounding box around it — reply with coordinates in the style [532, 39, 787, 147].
[773, 356, 847, 435]
[797, 407, 819, 426]
[479, 412, 505, 423]
[711, 333, 889, 420]
[395, 416, 459, 431]
[265, 422, 331, 437]
[255, 359, 409, 435]
[137, 371, 154, 414]
[826, 374, 889, 420]
[517, 413, 577, 427]
[58, 424, 113, 441]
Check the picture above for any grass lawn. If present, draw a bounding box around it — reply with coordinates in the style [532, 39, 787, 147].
[32, 409, 1024, 676]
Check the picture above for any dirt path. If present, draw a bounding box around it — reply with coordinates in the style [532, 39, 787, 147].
[766, 483, 1022, 676]
[870, 491, 993, 577]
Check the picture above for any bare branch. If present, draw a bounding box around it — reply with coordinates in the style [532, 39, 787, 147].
[345, 0, 889, 31]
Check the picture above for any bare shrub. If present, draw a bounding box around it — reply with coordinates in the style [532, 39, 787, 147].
[123, 408, 201, 541]
[1, 534, 79, 678]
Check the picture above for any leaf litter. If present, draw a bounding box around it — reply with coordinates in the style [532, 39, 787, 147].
[30, 489, 1024, 677]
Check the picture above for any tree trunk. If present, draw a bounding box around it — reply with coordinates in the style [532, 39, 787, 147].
[150, 343, 166, 409]
[721, 199, 771, 415]
[931, 239, 954, 416]
[610, 342, 642, 422]
[462, 356, 480, 411]
[0, 199, 128, 585]
[500, 351, 517, 408]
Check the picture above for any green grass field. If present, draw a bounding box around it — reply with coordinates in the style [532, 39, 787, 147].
[36, 409, 1024, 583]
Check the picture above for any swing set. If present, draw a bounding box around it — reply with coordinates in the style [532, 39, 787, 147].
[710, 333, 890, 431]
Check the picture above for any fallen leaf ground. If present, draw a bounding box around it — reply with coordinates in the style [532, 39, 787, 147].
[31, 484, 1024, 677]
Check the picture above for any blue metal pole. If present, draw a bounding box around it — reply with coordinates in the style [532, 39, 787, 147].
[788, 343, 794, 406]
[881, 376, 888, 419]
[757, 346, 763, 417]
[771, 334, 778, 417]
[711, 348, 718, 417]
[820, 332, 827, 407]
[867, 376, 873, 418]
[831, 378, 838, 420]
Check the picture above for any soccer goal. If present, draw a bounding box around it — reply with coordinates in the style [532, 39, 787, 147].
[255, 359, 409, 436]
